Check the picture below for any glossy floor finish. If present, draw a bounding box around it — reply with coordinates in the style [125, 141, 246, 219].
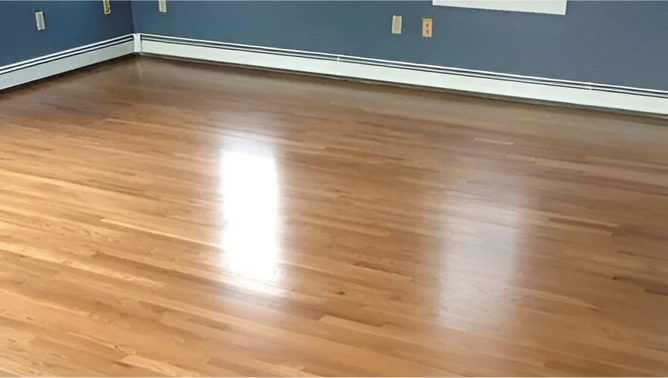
[1, 57, 668, 376]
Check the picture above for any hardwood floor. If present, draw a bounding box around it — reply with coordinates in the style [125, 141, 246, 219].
[1, 56, 668, 376]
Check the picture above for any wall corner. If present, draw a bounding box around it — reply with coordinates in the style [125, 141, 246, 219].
[133, 33, 142, 53]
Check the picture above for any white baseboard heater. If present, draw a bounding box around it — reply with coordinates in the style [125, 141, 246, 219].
[138, 34, 668, 116]
[0, 35, 135, 91]
[2, 32, 668, 117]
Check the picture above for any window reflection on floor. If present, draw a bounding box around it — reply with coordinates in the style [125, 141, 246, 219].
[219, 148, 281, 282]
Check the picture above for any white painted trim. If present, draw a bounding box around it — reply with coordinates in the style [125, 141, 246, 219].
[0, 35, 134, 91]
[140, 36, 668, 116]
[433, 0, 567, 15]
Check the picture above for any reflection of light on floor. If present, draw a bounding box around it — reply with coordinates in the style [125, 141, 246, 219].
[437, 199, 522, 328]
[219, 149, 280, 282]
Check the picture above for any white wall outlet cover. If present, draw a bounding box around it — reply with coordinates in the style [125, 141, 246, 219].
[35, 11, 46, 31]
[391, 15, 402, 35]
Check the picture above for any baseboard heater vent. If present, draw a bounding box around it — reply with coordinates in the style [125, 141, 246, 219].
[2, 33, 666, 117]
[0, 35, 135, 91]
[139, 34, 668, 116]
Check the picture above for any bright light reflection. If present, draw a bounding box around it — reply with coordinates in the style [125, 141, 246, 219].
[219, 149, 280, 282]
[437, 199, 522, 327]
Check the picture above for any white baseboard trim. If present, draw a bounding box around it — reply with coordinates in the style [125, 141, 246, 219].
[3, 33, 666, 116]
[0, 35, 135, 91]
[139, 34, 668, 116]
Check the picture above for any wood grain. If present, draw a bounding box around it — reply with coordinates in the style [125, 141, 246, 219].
[0, 56, 667, 376]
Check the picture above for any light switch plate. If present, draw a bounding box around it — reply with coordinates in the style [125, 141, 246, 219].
[35, 11, 45, 31]
[391, 15, 402, 35]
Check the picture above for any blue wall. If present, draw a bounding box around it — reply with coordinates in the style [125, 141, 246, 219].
[131, 1, 668, 91]
[0, 1, 133, 67]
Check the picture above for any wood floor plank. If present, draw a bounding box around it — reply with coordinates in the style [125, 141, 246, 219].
[0, 56, 667, 375]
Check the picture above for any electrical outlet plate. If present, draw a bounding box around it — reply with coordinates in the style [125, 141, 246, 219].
[391, 15, 402, 35]
[35, 11, 45, 31]
[103, 0, 111, 15]
[422, 18, 433, 38]
[158, 0, 167, 13]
